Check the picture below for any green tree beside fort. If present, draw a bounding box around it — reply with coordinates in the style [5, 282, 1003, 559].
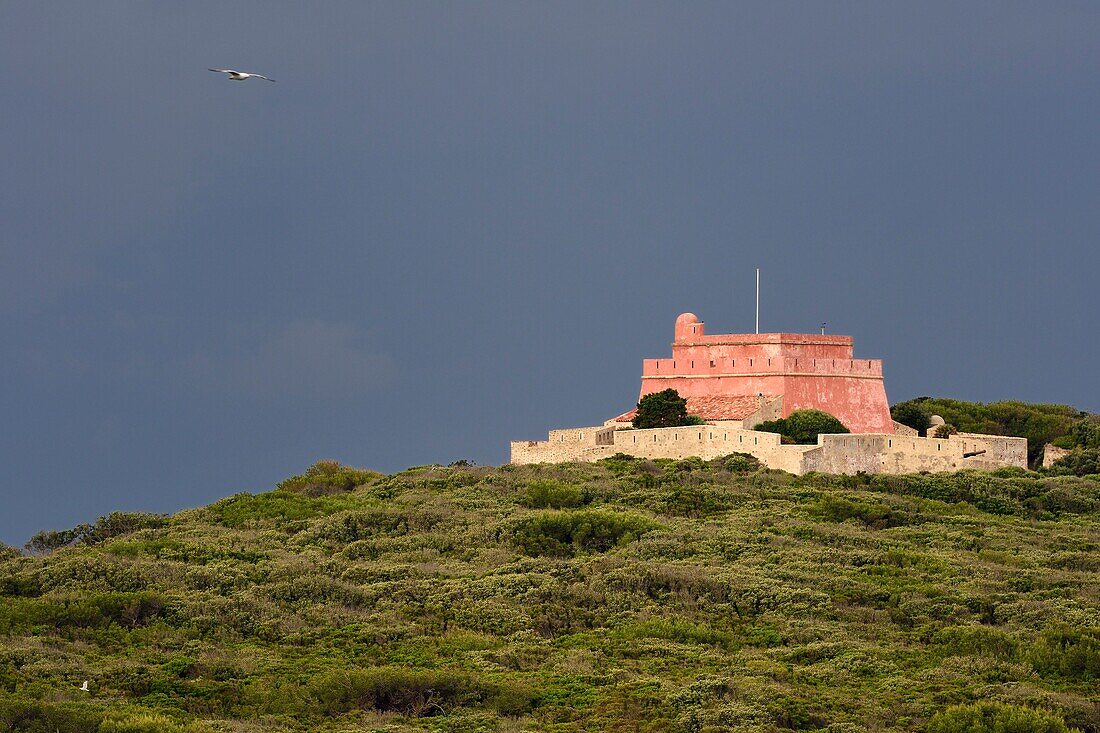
[632, 388, 705, 428]
[754, 408, 850, 444]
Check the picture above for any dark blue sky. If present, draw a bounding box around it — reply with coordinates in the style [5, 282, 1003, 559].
[2, 2, 1097, 544]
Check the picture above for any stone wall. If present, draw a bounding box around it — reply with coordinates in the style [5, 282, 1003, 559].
[510, 424, 1027, 475]
[1042, 444, 1072, 468]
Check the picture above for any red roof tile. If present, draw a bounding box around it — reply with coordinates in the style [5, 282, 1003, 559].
[614, 395, 767, 423]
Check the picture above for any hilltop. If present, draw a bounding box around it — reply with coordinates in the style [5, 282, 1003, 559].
[1, 458, 1098, 732]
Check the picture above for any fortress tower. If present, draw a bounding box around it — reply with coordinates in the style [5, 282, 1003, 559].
[631, 313, 894, 434]
[511, 311, 1027, 472]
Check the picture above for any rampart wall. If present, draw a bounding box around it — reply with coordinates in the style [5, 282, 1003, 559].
[798, 433, 1025, 474]
[510, 425, 1027, 475]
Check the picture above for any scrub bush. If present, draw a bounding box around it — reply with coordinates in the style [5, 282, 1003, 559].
[276, 460, 381, 495]
[308, 667, 485, 716]
[510, 510, 658, 556]
[926, 702, 1068, 733]
[521, 479, 586, 509]
[24, 513, 166, 555]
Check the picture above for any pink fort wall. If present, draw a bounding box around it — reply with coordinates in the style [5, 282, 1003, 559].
[638, 313, 895, 434]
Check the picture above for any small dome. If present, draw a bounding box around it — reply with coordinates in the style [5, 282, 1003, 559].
[675, 312, 700, 327]
[929, 415, 946, 426]
[674, 312, 704, 341]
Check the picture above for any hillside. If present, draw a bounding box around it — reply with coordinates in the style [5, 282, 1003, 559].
[1, 459, 1098, 733]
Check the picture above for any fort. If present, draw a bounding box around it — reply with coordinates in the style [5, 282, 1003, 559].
[511, 313, 1027, 474]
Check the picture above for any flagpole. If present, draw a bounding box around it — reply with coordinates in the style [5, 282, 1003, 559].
[755, 268, 760, 334]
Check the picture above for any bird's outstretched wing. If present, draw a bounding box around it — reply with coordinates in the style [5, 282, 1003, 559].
[209, 68, 232, 73]
[253, 75, 275, 82]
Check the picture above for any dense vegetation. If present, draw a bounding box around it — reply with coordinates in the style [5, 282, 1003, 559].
[753, 410, 849, 445]
[633, 389, 705, 429]
[890, 398, 1099, 470]
[1, 459, 1097, 732]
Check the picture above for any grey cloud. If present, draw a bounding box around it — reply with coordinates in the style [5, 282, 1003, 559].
[181, 320, 397, 399]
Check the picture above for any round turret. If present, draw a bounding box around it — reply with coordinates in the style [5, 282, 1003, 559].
[674, 312, 703, 341]
[929, 415, 946, 427]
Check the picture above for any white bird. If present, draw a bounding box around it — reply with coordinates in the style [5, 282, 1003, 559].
[208, 68, 275, 82]
[78, 681, 89, 692]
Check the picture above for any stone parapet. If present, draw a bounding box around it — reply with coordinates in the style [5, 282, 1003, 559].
[510, 423, 1027, 475]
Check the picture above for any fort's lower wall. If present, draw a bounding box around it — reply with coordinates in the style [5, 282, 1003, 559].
[1043, 443, 1072, 468]
[510, 425, 808, 467]
[510, 424, 1027, 475]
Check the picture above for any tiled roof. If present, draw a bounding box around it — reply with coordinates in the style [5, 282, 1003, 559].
[614, 395, 767, 423]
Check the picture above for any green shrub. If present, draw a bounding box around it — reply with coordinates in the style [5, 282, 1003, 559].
[654, 483, 735, 518]
[276, 460, 381, 495]
[303, 507, 446, 547]
[205, 492, 326, 529]
[715, 452, 762, 473]
[891, 402, 933, 434]
[83, 513, 168, 544]
[934, 424, 958, 439]
[488, 680, 536, 716]
[24, 513, 166, 555]
[24, 528, 84, 555]
[98, 712, 213, 733]
[0, 570, 40, 598]
[0, 699, 101, 732]
[598, 453, 638, 475]
[633, 389, 705, 429]
[871, 473, 1020, 515]
[811, 495, 906, 529]
[755, 409, 849, 444]
[308, 667, 485, 715]
[1070, 417, 1100, 449]
[521, 479, 586, 509]
[510, 510, 658, 556]
[1028, 625, 1100, 681]
[1049, 447, 1099, 477]
[926, 701, 1068, 733]
[933, 626, 1018, 659]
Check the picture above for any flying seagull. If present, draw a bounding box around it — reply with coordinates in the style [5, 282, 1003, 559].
[208, 68, 275, 82]
[78, 681, 89, 692]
